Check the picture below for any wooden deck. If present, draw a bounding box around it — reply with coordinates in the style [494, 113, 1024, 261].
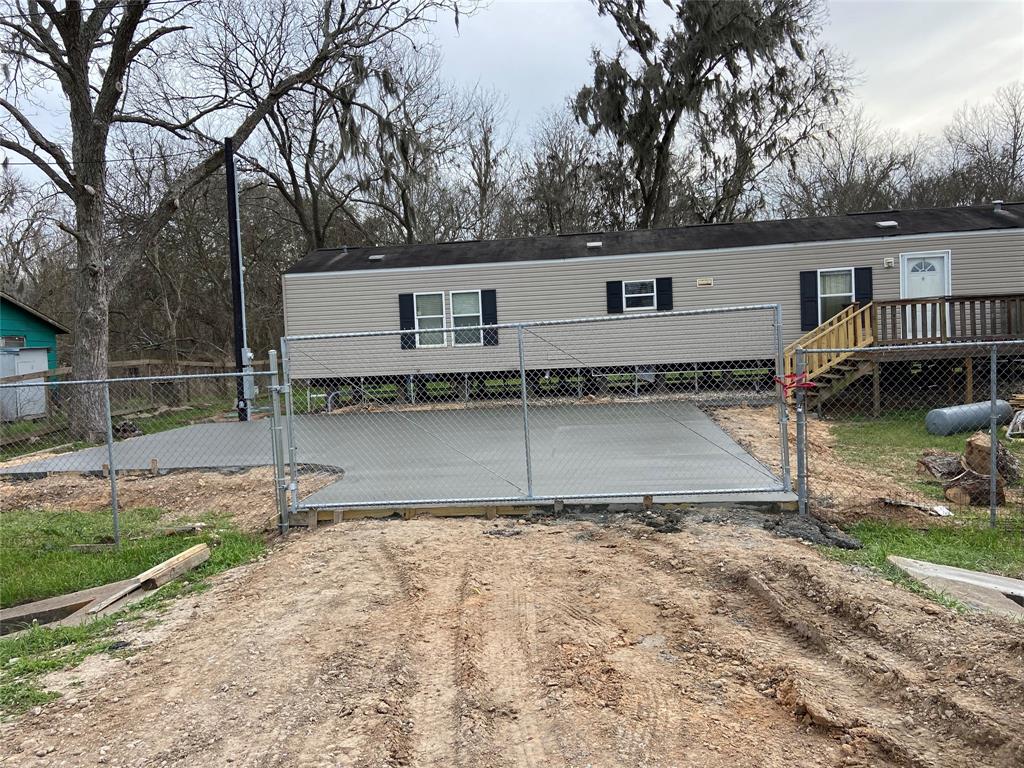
[871, 294, 1024, 345]
[784, 292, 1023, 410]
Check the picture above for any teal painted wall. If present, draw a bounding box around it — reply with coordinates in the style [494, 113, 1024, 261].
[0, 298, 61, 370]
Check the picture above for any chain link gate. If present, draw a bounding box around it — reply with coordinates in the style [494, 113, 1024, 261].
[277, 304, 792, 526]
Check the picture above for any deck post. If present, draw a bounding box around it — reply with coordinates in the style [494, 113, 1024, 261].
[964, 356, 973, 403]
[989, 346, 998, 529]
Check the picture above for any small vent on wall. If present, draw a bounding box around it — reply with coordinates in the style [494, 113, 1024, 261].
[367, 254, 385, 261]
[875, 220, 898, 229]
[586, 241, 603, 249]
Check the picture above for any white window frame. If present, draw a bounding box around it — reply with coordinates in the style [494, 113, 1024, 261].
[817, 267, 855, 324]
[622, 278, 657, 311]
[449, 289, 483, 347]
[413, 291, 446, 348]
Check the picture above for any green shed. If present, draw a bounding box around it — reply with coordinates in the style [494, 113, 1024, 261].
[0, 292, 69, 372]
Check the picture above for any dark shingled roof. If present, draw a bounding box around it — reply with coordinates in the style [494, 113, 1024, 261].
[287, 203, 1024, 275]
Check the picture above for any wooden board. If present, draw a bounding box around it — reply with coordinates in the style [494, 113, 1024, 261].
[136, 543, 210, 587]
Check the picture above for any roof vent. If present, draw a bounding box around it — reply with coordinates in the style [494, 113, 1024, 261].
[993, 200, 1004, 211]
[367, 254, 385, 262]
[875, 220, 899, 229]
[586, 240, 603, 249]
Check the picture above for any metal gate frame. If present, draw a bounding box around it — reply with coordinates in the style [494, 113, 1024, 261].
[277, 304, 792, 526]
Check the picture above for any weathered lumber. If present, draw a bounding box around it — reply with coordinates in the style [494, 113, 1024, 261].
[87, 580, 146, 615]
[964, 431, 1020, 482]
[135, 543, 210, 588]
[2, 579, 136, 634]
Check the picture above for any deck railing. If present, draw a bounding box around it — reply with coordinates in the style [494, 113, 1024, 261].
[872, 293, 1024, 344]
[784, 302, 875, 378]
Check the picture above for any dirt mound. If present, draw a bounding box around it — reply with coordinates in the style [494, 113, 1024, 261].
[3, 517, 1021, 767]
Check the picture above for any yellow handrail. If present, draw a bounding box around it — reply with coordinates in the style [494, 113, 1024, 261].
[784, 302, 875, 380]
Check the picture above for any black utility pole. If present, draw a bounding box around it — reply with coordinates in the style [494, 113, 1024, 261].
[225, 137, 251, 421]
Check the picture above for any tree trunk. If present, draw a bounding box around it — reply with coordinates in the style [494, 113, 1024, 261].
[69, 196, 112, 442]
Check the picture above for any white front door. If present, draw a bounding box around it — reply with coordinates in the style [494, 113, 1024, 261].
[901, 251, 950, 338]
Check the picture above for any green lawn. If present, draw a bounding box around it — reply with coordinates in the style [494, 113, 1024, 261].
[0, 507, 263, 607]
[826, 521, 1024, 608]
[0, 507, 265, 717]
[830, 411, 1024, 504]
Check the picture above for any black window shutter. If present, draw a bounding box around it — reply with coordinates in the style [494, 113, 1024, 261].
[854, 267, 873, 305]
[481, 289, 498, 346]
[799, 271, 819, 331]
[398, 293, 416, 349]
[606, 281, 623, 314]
[655, 277, 673, 311]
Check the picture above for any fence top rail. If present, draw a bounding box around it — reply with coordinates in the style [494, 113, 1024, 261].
[282, 303, 782, 342]
[0, 368, 274, 389]
[798, 338, 1024, 355]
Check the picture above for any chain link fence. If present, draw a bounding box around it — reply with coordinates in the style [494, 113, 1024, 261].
[0, 366, 286, 545]
[794, 340, 1024, 530]
[280, 304, 791, 517]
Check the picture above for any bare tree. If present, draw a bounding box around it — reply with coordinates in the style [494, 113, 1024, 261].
[770, 108, 922, 217]
[943, 81, 1024, 203]
[0, 0, 459, 438]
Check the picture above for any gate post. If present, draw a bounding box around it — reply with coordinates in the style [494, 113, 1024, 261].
[268, 350, 289, 533]
[516, 325, 534, 499]
[279, 337, 301, 522]
[773, 304, 792, 491]
[795, 348, 808, 516]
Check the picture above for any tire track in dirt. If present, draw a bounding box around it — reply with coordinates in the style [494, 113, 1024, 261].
[475, 532, 596, 767]
[621, 526, 1024, 768]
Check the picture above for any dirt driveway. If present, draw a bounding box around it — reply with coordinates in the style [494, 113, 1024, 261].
[3, 516, 1022, 768]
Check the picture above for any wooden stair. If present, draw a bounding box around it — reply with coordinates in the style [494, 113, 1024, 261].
[784, 302, 876, 404]
[805, 359, 874, 406]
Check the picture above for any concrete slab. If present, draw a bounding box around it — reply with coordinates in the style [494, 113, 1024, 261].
[887, 556, 1024, 618]
[1, 401, 787, 507]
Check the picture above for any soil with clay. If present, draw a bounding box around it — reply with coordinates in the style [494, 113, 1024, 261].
[2, 515, 1023, 768]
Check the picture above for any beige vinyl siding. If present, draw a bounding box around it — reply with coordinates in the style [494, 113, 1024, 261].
[282, 228, 1024, 379]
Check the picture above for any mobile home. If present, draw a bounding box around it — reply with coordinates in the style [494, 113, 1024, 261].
[282, 203, 1024, 396]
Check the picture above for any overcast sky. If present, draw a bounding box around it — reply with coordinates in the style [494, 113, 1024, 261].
[433, 0, 1024, 139]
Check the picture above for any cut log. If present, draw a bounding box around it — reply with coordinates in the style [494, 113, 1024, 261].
[135, 543, 210, 588]
[916, 451, 963, 481]
[964, 431, 1020, 482]
[943, 469, 1005, 507]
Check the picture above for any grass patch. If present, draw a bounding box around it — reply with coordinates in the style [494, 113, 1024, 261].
[0, 507, 264, 717]
[1, 507, 263, 607]
[830, 412, 1024, 504]
[825, 521, 1024, 608]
